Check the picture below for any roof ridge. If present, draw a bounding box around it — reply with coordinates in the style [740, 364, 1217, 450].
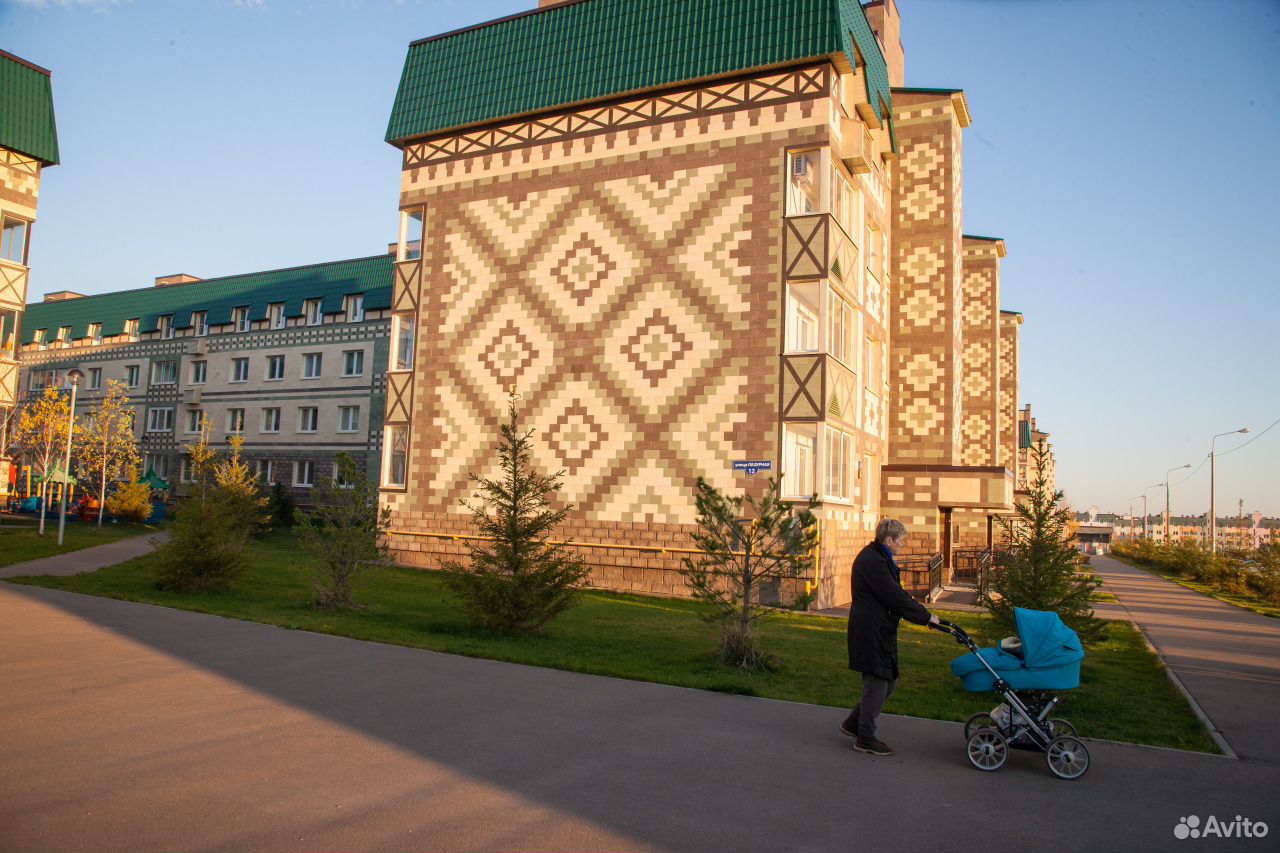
[0, 49, 52, 77]
[410, 0, 592, 47]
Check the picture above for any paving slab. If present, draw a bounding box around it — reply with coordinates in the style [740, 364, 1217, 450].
[0, 583, 1274, 853]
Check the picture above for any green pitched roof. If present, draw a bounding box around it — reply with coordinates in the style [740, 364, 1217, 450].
[17, 254, 392, 345]
[386, 0, 892, 146]
[0, 50, 60, 166]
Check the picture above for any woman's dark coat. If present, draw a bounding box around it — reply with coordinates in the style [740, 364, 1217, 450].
[847, 541, 932, 680]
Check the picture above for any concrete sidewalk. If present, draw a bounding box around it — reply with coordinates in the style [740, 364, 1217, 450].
[1090, 555, 1280, 764]
[0, 530, 168, 580]
[0, 583, 1272, 853]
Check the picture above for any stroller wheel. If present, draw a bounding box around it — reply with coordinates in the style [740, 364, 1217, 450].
[1046, 735, 1090, 780]
[1049, 718, 1077, 738]
[964, 712, 999, 740]
[966, 727, 1008, 772]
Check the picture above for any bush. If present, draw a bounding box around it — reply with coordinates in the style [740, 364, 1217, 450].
[108, 476, 152, 523]
[297, 453, 389, 609]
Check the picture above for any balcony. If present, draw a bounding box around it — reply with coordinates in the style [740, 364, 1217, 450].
[783, 213, 859, 287]
[780, 353, 859, 431]
[0, 356, 16, 408]
[0, 259, 29, 312]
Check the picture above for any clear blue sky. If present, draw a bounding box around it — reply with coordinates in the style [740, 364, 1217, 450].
[4, 0, 1278, 517]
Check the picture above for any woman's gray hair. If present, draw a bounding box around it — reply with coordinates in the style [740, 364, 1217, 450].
[875, 518, 907, 543]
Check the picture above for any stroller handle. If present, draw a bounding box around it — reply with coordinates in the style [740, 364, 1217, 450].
[929, 619, 978, 648]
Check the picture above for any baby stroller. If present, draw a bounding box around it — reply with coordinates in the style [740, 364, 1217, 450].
[930, 607, 1090, 780]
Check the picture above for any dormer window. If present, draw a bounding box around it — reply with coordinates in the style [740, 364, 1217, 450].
[233, 306, 250, 333]
[192, 311, 208, 337]
[125, 318, 140, 341]
[268, 303, 285, 330]
[304, 298, 323, 326]
[89, 323, 103, 345]
[159, 315, 174, 340]
[34, 328, 47, 349]
[345, 294, 364, 323]
[56, 326, 71, 345]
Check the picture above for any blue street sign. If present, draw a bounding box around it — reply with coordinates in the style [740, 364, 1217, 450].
[733, 460, 773, 476]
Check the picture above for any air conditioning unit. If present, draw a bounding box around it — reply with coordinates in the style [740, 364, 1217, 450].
[183, 388, 202, 406]
[791, 153, 809, 176]
[189, 338, 208, 355]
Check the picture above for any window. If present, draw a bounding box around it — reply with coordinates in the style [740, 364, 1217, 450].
[787, 149, 821, 215]
[146, 407, 174, 433]
[33, 328, 47, 349]
[151, 360, 177, 385]
[782, 424, 816, 498]
[383, 425, 408, 488]
[398, 208, 424, 261]
[193, 311, 208, 337]
[145, 453, 171, 480]
[125, 365, 140, 388]
[0, 214, 30, 264]
[185, 410, 202, 434]
[304, 299, 323, 326]
[829, 161, 857, 240]
[338, 406, 359, 433]
[824, 427, 854, 501]
[159, 315, 174, 340]
[255, 459, 275, 483]
[302, 353, 322, 379]
[345, 294, 364, 323]
[785, 282, 820, 353]
[87, 367, 102, 390]
[89, 323, 103, 345]
[266, 355, 285, 381]
[293, 460, 315, 488]
[392, 314, 415, 371]
[333, 464, 356, 489]
[179, 457, 193, 484]
[56, 326, 70, 345]
[125, 319, 140, 341]
[233, 306, 250, 333]
[827, 291, 855, 366]
[226, 408, 246, 434]
[190, 361, 207, 385]
[262, 407, 280, 433]
[268, 303, 285, 330]
[298, 407, 318, 433]
[231, 358, 249, 382]
[343, 349, 364, 377]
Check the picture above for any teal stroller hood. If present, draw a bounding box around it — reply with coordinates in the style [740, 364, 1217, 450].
[950, 608, 1084, 692]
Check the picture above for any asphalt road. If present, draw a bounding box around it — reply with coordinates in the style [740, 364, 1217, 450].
[1, 583, 1274, 853]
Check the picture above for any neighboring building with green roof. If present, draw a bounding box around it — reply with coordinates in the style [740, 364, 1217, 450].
[1, 48, 60, 497]
[15, 254, 396, 497]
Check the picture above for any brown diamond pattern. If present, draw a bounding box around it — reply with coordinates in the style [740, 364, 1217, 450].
[553, 234, 616, 307]
[545, 402, 606, 474]
[480, 320, 536, 385]
[624, 309, 691, 386]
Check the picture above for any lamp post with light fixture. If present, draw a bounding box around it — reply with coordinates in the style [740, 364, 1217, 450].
[1165, 464, 1191, 544]
[1209, 427, 1250, 554]
[56, 368, 83, 546]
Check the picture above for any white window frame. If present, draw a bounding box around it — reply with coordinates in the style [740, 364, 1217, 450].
[304, 299, 323, 326]
[146, 406, 174, 433]
[383, 425, 408, 488]
[262, 407, 281, 433]
[343, 349, 364, 377]
[87, 367, 102, 390]
[125, 364, 140, 388]
[159, 315, 174, 340]
[398, 208, 424, 262]
[392, 314, 415, 371]
[827, 290, 855, 367]
[255, 459, 275, 483]
[823, 426, 854, 502]
[193, 311, 209, 337]
[345, 294, 365, 323]
[266, 355, 285, 381]
[185, 410, 201, 434]
[298, 407, 318, 433]
[152, 360, 177, 385]
[190, 360, 207, 385]
[89, 323, 103, 345]
[786, 148, 823, 216]
[268, 303, 285, 330]
[338, 405, 359, 433]
[302, 352, 322, 379]
[226, 408, 246, 434]
[0, 212, 30, 264]
[781, 423, 817, 500]
[293, 460, 315, 488]
[125, 319, 140, 341]
[785, 283, 820, 354]
[233, 306, 250, 333]
[231, 358, 249, 383]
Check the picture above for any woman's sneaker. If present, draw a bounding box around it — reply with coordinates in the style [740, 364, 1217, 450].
[854, 736, 894, 756]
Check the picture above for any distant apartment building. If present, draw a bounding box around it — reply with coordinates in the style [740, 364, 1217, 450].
[377, 0, 1048, 606]
[0, 50, 59, 497]
[1110, 517, 1275, 550]
[16, 255, 392, 497]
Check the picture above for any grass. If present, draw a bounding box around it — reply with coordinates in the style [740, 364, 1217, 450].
[4, 530, 1218, 752]
[0, 519, 157, 567]
[1111, 556, 1280, 619]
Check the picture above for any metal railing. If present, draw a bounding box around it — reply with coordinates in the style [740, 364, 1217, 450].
[899, 552, 943, 602]
[952, 548, 992, 585]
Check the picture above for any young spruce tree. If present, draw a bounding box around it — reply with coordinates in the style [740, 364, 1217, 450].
[982, 439, 1105, 643]
[443, 389, 590, 634]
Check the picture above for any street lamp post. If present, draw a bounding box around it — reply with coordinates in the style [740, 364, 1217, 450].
[1165, 464, 1191, 544]
[1209, 427, 1250, 555]
[1143, 483, 1163, 540]
[56, 369, 83, 547]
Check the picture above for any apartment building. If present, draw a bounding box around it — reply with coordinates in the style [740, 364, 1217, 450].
[16, 255, 392, 497]
[378, 0, 1043, 607]
[0, 50, 59, 498]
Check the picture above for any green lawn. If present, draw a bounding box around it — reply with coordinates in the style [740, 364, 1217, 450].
[5, 530, 1217, 752]
[0, 520, 156, 567]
